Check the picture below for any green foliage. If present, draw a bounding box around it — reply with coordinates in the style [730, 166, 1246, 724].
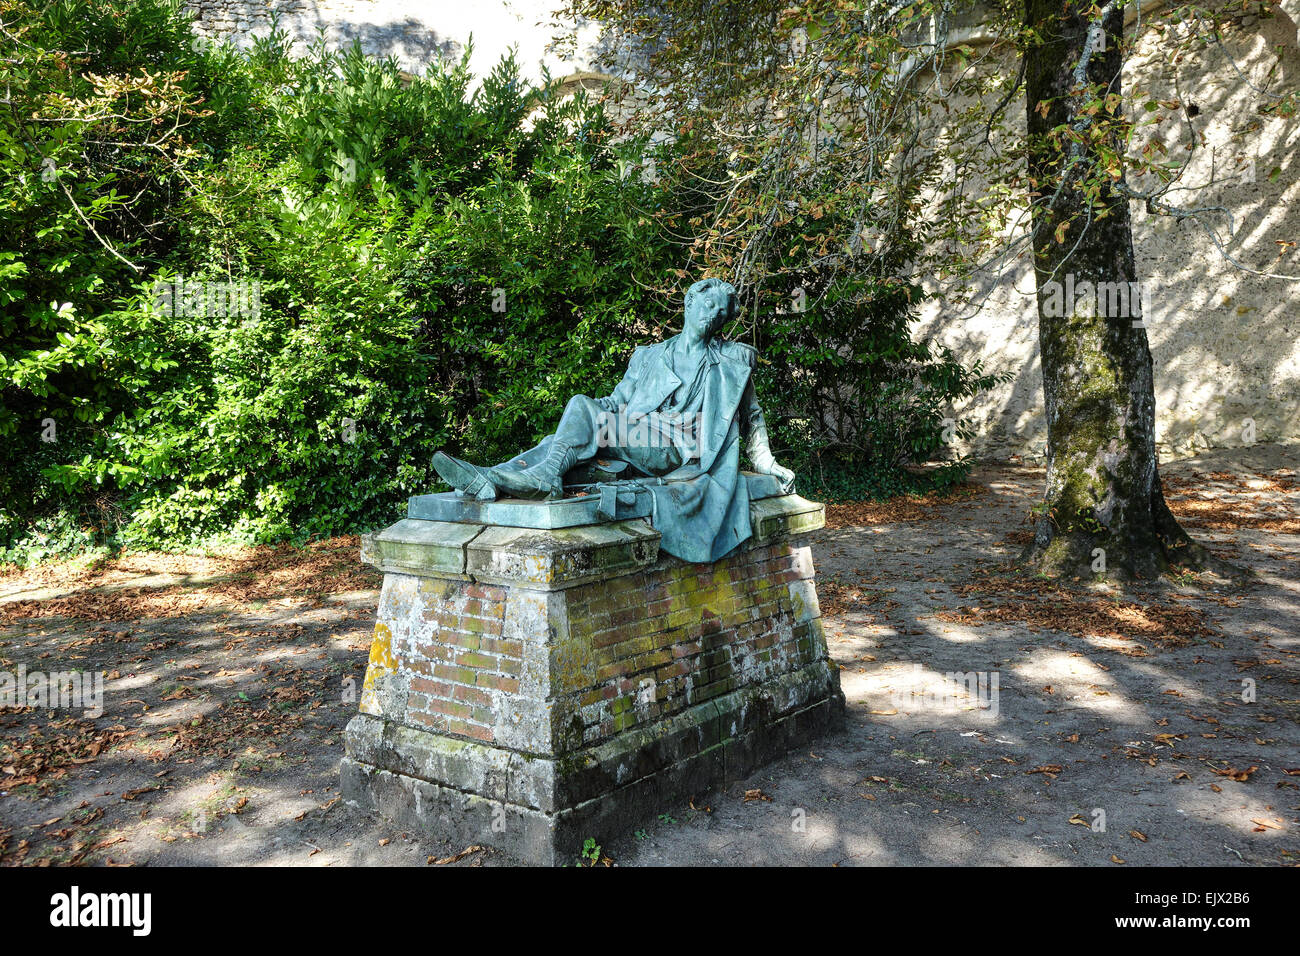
[558, 0, 1008, 499]
[1, 0, 671, 556]
[755, 270, 1007, 499]
[1, 0, 1001, 562]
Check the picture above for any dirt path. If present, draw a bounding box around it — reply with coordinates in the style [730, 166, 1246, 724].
[3, 446, 1298, 867]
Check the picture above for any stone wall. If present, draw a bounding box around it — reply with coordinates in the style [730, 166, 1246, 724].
[185, 0, 598, 80]
[916, 4, 1300, 462]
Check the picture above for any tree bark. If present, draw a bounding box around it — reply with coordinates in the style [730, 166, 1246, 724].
[1021, 0, 1234, 580]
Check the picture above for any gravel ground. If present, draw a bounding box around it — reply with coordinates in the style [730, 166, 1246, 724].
[2, 445, 1297, 867]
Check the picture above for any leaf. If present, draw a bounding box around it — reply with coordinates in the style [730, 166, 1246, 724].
[1211, 765, 1258, 782]
[1026, 765, 1063, 776]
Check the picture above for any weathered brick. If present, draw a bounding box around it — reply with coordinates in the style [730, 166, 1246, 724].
[700, 647, 732, 670]
[418, 643, 456, 663]
[440, 631, 481, 651]
[655, 659, 689, 682]
[427, 697, 473, 719]
[411, 677, 453, 699]
[409, 710, 449, 732]
[453, 683, 493, 707]
[433, 663, 476, 685]
[458, 615, 504, 637]
[465, 583, 506, 602]
[628, 647, 673, 673]
[610, 605, 642, 628]
[457, 650, 498, 670]
[475, 672, 519, 694]
[574, 609, 611, 636]
[672, 640, 702, 659]
[446, 718, 493, 742]
[404, 657, 435, 677]
[665, 607, 700, 631]
[577, 686, 607, 707]
[646, 597, 673, 617]
[480, 636, 523, 658]
[595, 661, 623, 682]
[592, 623, 631, 649]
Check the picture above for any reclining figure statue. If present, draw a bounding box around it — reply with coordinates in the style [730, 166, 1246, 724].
[433, 277, 795, 562]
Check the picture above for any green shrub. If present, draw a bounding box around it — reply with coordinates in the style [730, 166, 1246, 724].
[1, 0, 1002, 561]
[1, 1, 673, 554]
[754, 271, 1007, 501]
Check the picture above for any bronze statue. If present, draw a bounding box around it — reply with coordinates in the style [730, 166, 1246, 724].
[433, 278, 794, 562]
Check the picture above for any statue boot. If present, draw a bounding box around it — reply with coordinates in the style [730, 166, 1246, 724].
[488, 439, 578, 500]
[432, 451, 498, 500]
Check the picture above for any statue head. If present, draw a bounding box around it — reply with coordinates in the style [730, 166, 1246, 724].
[684, 278, 737, 339]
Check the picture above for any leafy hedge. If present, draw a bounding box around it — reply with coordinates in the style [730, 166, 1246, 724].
[1, 0, 998, 563]
[2, 1, 673, 557]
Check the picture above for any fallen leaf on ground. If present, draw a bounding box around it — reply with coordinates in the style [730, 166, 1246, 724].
[1211, 765, 1258, 782]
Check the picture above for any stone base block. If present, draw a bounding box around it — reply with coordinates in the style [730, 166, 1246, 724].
[342, 660, 842, 865]
[343, 493, 843, 865]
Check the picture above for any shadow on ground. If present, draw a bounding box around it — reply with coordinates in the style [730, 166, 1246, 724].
[2, 447, 1298, 866]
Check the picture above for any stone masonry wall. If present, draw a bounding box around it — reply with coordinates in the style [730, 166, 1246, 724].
[358, 537, 823, 756]
[917, 4, 1300, 461]
[184, 0, 598, 81]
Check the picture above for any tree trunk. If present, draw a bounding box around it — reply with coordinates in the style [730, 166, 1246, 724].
[1021, 0, 1233, 580]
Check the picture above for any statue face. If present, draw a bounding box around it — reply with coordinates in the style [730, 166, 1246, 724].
[684, 289, 726, 339]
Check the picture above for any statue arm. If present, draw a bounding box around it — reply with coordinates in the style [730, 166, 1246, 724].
[740, 378, 775, 470]
[738, 351, 795, 491]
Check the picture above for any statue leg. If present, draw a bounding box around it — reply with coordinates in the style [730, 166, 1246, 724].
[431, 451, 499, 500]
[489, 395, 605, 499]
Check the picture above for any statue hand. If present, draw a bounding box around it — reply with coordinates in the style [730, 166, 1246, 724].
[765, 462, 795, 494]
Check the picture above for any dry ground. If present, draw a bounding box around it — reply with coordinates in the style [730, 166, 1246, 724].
[2, 445, 1298, 867]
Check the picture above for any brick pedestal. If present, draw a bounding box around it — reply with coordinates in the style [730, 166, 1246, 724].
[341, 494, 844, 864]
